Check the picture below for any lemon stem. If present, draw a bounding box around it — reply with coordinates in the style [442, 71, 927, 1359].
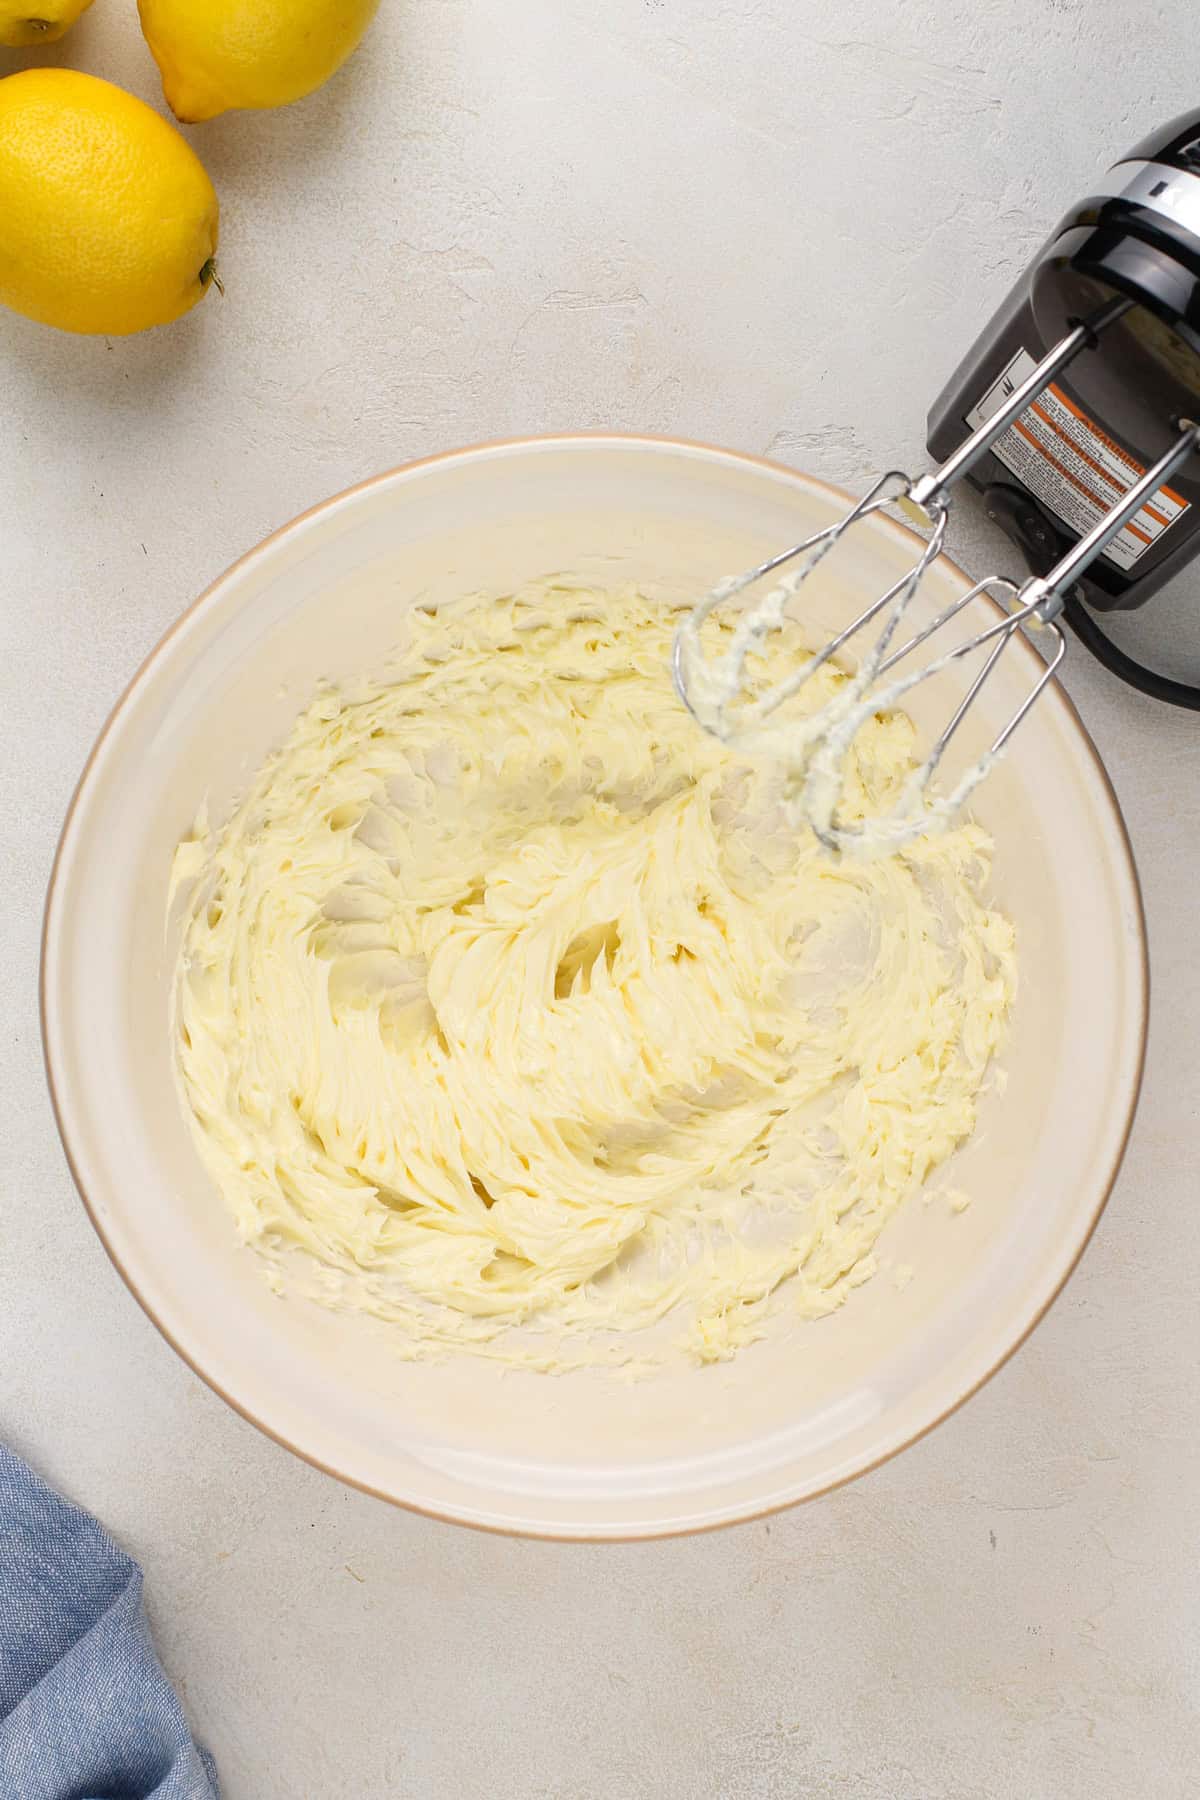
[200, 258, 225, 297]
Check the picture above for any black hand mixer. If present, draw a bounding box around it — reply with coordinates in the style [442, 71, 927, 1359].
[674, 108, 1200, 853]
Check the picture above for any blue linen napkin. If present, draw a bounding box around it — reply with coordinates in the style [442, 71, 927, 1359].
[0, 1444, 218, 1798]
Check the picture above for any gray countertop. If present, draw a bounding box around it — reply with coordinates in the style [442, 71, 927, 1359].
[3, 2, 1197, 1794]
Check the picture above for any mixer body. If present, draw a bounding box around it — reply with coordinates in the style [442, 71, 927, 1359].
[929, 107, 1200, 615]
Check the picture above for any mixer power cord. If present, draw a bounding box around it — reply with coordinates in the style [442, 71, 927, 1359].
[1063, 591, 1200, 711]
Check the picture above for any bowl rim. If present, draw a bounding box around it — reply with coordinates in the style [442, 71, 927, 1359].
[40, 431, 1150, 1540]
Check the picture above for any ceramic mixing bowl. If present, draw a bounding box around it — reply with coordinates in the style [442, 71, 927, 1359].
[41, 436, 1147, 1538]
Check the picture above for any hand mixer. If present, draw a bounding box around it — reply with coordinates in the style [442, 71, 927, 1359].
[674, 107, 1200, 854]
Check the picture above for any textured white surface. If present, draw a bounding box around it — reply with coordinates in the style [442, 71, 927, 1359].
[2, 2, 1198, 1794]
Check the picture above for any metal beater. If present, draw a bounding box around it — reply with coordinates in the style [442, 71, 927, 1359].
[672, 304, 1200, 854]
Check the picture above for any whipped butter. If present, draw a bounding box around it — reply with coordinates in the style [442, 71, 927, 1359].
[171, 583, 1015, 1370]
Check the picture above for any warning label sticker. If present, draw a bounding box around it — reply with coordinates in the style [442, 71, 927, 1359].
[965, 348, 1189, 571]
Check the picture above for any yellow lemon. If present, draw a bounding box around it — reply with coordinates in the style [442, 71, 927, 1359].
[0, 0, 93, 47]
[0, 69, 219, 335]
[138, 0, 381, 123]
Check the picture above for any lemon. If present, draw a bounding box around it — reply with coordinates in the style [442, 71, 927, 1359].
[138, 0, 381, 123]
[0, 69, 219, 336]
[0, 0, 93, 47]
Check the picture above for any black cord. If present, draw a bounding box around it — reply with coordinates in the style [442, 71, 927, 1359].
[1062, 591, 1200, 711]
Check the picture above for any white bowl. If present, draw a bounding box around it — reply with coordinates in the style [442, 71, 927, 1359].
[42, 436, 1147, 1539]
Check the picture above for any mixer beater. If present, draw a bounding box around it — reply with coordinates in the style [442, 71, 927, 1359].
[674, 315, 1200, 853]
